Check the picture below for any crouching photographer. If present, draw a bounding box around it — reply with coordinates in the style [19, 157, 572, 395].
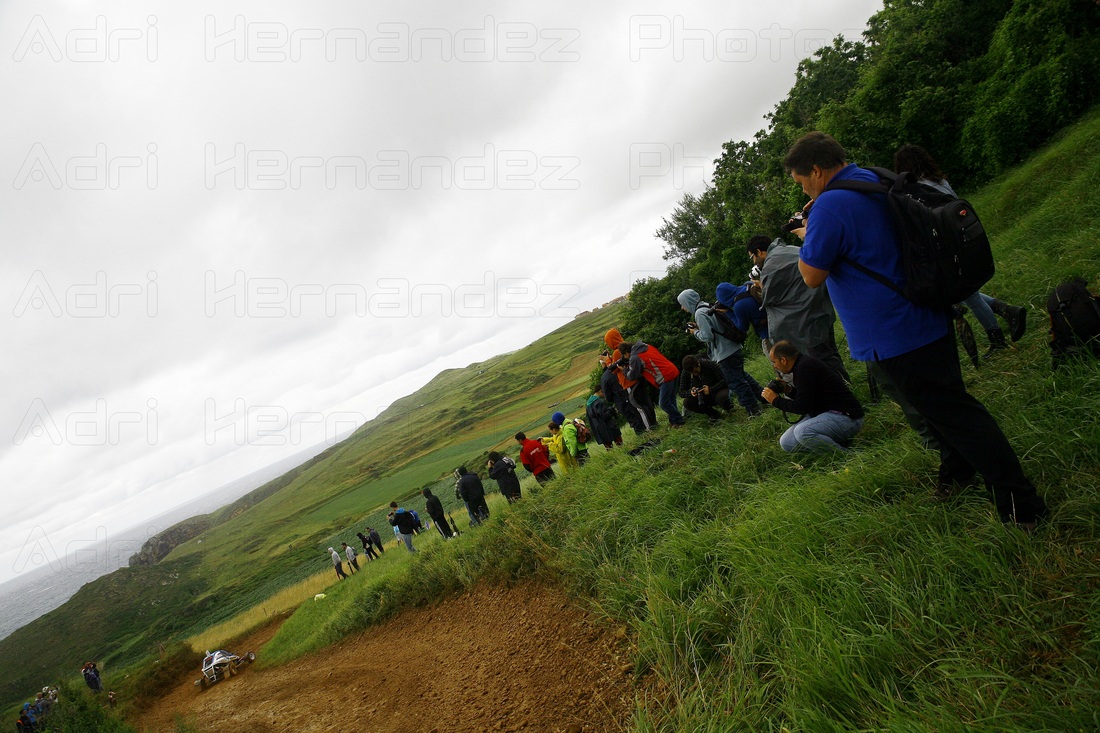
[761, 340, 864, 453]
[678, 354, 732, 422]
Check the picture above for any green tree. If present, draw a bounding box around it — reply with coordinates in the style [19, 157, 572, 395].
[961, 0, 1100, 178]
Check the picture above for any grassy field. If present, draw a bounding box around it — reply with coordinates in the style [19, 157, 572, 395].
[219, 108, 1100, 731]
[0, 301, 621, 709]
[5, 108, 1100, 729]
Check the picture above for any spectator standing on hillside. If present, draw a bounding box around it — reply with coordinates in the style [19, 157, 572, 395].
[785, 131, 1048, 530]
[552, 411, 590, 466]
[455, 468, 490, 525]
[716, 281, 770, 357]
[542, 421, 578, 473]
[327, 547, 349, 579]
[341, 542, 360, 573]
[487, 451, 522, 503]
[620, 338, 686, 429]
[81, 661, 103, 693]
[356, 531, 379, 561]
[421, 488, 456, 538]
[597, 355, 637, 437]
[761, 340, 864, 453]
[603, 329, 658, 431]
[585, 386, 623, 450]
[747, 234, 850, 383]
[367, 527, 385, 554]
[388, 502, 419, 552]
[515, 432, 555, 484]
[679, 288, 765, 417]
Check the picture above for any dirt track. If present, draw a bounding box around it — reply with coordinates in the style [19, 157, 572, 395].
[135, 583, 645, 733]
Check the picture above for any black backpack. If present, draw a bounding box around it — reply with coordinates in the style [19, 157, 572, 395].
[1048, 278, 1100, 368]
[826, 167, 994, 308]
[706, 301, 749, 344]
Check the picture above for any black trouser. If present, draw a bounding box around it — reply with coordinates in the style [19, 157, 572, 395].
[808, 329, 851, 384]
[876, 333, 1047, 523]
[433, 514, 454, 538]
[361, 542, 378, 560]
[627, 384, 657, 432]
[534, 468, 555, 484]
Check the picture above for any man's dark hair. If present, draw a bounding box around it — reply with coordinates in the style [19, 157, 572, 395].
[746, 234, 771, 254]
[488, 451, 501, 462]
[893, 143, 945, 182]
[783, 131, 846, 175]
[389, 501, 399, 508]
[682, 354, 699, 372]
[515, 432, 527, 441]
[770, 339, 800, 361]
[548, 422, 559, 431]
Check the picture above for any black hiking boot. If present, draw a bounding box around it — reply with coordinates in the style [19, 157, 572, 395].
[982, 327, 1008, 359]
[989, 299, 1027, 342]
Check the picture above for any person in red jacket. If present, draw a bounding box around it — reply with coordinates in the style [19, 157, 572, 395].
[515, 432, 555, 484]
[620, 336, 685, 428]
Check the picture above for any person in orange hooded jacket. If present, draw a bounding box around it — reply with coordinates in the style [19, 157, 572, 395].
[603, 328, 657, 431]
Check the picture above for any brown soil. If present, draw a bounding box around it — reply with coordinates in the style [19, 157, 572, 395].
[134, 582, 645, 733]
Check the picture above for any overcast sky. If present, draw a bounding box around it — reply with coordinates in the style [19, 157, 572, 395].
[0, 0, 880, 585]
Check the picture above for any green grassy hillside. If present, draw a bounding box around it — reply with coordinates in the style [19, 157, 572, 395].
[0, 304, 621, 709]
[6, 108, 1100, 729]
[245, 109, 1100, 731]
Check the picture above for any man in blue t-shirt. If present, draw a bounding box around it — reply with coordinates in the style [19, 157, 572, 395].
[782, 131, 1047, 530]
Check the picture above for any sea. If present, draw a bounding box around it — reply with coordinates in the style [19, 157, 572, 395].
[0, 438, 344, 641]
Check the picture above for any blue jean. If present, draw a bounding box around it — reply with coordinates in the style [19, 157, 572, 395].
[779, 412, 863, 453]
[961, 292, 998, 331]
[657, 381, 685, 425]
[718, 350, 763, 414]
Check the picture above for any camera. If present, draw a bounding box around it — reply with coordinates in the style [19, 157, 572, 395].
[766, 379, 789, 395]
[780, 210, 807, 233]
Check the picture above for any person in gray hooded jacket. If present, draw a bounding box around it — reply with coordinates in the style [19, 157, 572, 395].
[746, 234, 850, 383]
[678, 288, 765, 417]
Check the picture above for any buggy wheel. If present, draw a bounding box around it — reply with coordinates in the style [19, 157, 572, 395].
[199, 677, 208, 690]
[226, 663, 236, 677]
[246, 652, 256, 663]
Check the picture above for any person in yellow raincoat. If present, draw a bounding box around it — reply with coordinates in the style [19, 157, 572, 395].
[541, 421, 579, 474]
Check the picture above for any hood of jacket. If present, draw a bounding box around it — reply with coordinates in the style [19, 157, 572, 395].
[677, 289, 701, 313]
[715, 282, 747, 308]
[604, 328, 624, 350]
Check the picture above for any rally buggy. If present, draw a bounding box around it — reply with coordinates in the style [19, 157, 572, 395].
[195, 649, 256, 690]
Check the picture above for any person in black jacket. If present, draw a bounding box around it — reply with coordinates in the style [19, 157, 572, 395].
[486, 452, 522, 503]
[421, 488, 456, 538]
[455, 467, 490, 526]
[387, 502, 419, 552]
[356, 531, 379, 561]
[585, 386, 623, 450]
[761, 340, 864, 453]
[677, 354, 732, 422]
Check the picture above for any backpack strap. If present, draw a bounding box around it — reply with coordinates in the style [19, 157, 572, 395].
[824, 167, 912, 301]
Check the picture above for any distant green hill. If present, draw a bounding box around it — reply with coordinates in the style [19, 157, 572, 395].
[0, 303, 622, 708]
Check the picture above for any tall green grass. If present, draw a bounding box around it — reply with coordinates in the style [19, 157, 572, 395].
[256, 108, 1100, 731]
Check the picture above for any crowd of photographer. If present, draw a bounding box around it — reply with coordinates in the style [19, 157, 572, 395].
[563, 135, 1047, 531]
[14, 685, 58, 732]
